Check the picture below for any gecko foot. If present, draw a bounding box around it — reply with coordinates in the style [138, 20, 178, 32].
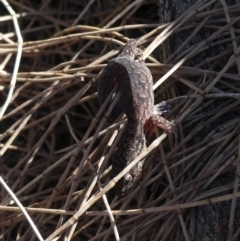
[144, 114, 176, 138]
[154, 101, 172, 115]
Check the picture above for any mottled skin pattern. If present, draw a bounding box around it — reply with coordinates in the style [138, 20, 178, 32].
[98, 39, 175, 196]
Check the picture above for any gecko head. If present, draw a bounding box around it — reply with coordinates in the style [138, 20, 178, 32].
[114, 161, 144, 197]
[115, 173, 134, 197]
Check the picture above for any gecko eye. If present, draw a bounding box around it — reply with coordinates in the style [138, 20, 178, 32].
[125, 174, 133, 183]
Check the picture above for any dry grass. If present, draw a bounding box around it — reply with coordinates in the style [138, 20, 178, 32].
[0, 0, 240, 240]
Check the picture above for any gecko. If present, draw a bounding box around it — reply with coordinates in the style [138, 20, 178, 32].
[97, 39, 175, 196]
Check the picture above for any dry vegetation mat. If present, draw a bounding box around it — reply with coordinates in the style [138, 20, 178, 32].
[0, 0, 240, 240]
